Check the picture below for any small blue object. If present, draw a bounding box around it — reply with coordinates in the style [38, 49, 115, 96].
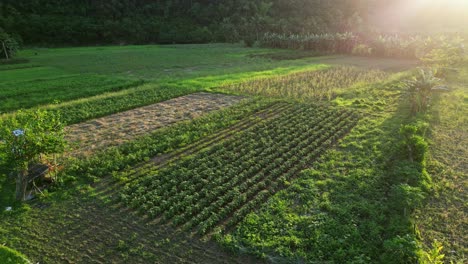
[13, 129, 25, 137]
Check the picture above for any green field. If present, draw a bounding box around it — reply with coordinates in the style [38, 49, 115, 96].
[0, 44, 332, 120]
[0, 44, 466, 263]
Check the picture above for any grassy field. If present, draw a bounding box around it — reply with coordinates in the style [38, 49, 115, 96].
[0, 44, 465, 263]
[0, 44, 331, 120]
[15, 45, 329, 80]
[415, 63, 468, 262]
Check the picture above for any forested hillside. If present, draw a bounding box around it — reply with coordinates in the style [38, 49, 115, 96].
[0, 0, 369, 45]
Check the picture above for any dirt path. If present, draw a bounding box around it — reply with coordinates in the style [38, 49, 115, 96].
[65, 92, 244, 156]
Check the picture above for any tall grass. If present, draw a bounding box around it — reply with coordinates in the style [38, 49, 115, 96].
[220, 67, 388, 101]
[262, 33, 465, 60]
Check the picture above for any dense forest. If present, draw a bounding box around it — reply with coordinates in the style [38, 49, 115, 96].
[1, 0, 467, 46]
[0, 0, 378, 45]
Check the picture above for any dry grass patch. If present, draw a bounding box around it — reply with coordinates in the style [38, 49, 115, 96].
[65, 92, 244, 156]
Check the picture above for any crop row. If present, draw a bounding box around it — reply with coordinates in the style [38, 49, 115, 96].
[120, 104, 359, 235]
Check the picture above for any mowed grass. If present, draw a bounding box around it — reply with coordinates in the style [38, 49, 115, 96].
[19, 44, 330, 80]
[0, 69, 143, 113]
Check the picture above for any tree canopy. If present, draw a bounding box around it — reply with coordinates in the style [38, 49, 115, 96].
[0, 0, 367, 45]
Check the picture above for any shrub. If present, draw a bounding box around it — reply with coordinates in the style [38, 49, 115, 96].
[406, 69, 442, 115]
[0, 28, 19, 60]
[400, 123, 429, 163]
[381, 234, 421, 264]
[0, 109, 66, 201]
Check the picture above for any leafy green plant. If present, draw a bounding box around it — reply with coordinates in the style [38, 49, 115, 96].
[406, 69, 443, 115]
[399, 123, 429, 163]
[381, 234, 420, 264]
[420, 240, 445, 264]
[0, 109, 66, 201]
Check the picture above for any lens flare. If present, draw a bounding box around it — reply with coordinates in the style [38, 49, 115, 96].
[371, 0, 468, 32]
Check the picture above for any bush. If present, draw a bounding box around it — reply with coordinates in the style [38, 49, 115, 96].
[400, 123, 429, 163]
[0, 109, 66, 200]
[0, 28, 19, 60]
[381, 234, 421, 264]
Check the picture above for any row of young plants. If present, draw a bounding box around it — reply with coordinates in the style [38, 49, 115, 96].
[220, 66, 387, 101]
[120, 104, 359, 236]
[262, 32, 465, 60]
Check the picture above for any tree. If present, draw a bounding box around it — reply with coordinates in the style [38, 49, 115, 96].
[0, 109, 66, 201]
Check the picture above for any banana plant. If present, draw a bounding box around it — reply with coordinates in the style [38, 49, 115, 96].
[406, 68, 447, 114]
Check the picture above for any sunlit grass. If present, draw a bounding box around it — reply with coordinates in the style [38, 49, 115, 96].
[219, 66, 388, 101]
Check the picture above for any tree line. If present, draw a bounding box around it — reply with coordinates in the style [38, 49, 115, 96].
[0, 0, 367, 46]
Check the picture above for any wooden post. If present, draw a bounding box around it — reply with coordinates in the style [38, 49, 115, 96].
[2, 40, 9, 60]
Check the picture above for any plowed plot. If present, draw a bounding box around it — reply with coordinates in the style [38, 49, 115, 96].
[65, 92, 244, 156]
[121, 103, 359, 237]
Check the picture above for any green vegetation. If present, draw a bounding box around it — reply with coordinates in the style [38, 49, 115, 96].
[0, 245, 30, 264]
[0, 109, 66, 200]
[120, 104, 358, 236]
[262, 32, 465, 60]
[0, 28, 18, 60]
[16, 44, 327, 80]
[0, 44, 333, 123]
[406, 69, 443, 115]
[216, 74, 435, 263]
[0, 71, 143, 113]
[415, 62, 468, 263]
[0, 0, 369, 45]
[0, 42, 465, 264]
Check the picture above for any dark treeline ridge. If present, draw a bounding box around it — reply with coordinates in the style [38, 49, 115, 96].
[0, 0, 372, 46]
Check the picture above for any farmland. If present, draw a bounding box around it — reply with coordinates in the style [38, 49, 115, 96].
[0, 41, 466, 264]
[121, 103, 358, 236]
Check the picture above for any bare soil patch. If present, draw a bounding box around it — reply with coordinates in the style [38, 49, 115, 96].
[65, 92, 244, 156]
